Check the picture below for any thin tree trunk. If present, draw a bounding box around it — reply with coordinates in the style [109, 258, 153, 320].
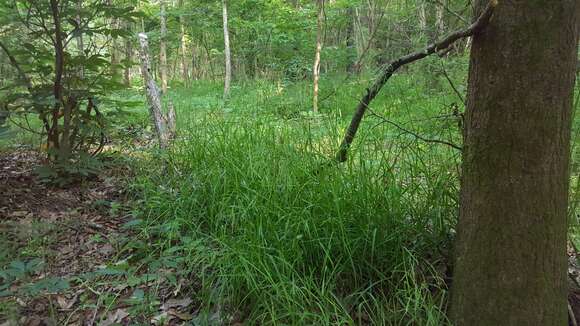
[191, 46, 197, 80]
[222, 0, 232, 99]
[76, 0, 84, 80]
[124, 21, 132, 87]
[450, 1, 579, 325]
[312, 0, 324, 113]
[159, 0, 168, 93]
[108, 0, 119, 79]
[138, 33, 174, 149]
[346, 7, 356, 74]
[179, 0, 188, 83]
[49, 0, 64, 156]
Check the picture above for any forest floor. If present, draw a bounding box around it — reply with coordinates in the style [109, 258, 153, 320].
[2, 147, 580, 325]
[1, 78, 580, 325]
[0, 149, 198, 325]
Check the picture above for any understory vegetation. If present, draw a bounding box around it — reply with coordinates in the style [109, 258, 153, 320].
[130, 73, 461, 324]
[2, 63, 580, 325]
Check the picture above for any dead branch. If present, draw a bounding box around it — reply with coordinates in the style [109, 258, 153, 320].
[335, 0, 496, 163]
[439, 62, 466, 105]
[367, 108, 462, 151]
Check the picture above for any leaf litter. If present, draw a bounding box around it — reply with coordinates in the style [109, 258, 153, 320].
[0, 150, 198, 325]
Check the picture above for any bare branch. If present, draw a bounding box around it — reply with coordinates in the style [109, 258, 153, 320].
[439, 62, 465, 105]
[367, 108, 462, 151]
[335, 0, 497, 163]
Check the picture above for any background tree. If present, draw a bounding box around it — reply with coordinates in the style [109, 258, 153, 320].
[222, 0, 231, 99]
[312, 0, 324, 113]
[159, 0, 168, 93]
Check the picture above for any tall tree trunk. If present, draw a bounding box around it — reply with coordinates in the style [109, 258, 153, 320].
[108, 0, 119, 79]
[179, 0, 188, 83]
[222, 0, 232, 99]
[76, 0, 84, 80]
[124, 21, 132, 87]
[49, 0, 64, 156]
[450, 1, 579, 325]
[312, 0, 324, 113]
[346, 6, 356, 74]
[159, 0, 168, 93]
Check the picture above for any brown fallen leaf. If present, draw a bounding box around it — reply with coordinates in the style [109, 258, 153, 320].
[151, 311, 172, 325]
[168, 310, 194, 321]
[99, 308, 129, 326]
[56, 294, 78, 310]
[160, 297, 192, 311]
[10, 210, 30, 218]
[100, 243, 114, 255]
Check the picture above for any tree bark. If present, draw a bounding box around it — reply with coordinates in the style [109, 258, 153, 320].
[159, 0, 168, 93]
[138, 33, 174, 149]
[450, 1, 579, 325]
[312, 0, 324, 113]
[222, 0, 232, 99]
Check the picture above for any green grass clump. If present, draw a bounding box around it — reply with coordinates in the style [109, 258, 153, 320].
[131, 74, 462, 324]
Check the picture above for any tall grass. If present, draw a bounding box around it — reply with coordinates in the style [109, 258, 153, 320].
[131, 74, 463, 324]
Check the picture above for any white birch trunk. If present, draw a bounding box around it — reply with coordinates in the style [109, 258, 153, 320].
[138, 33, 174, 148]
[312, 0, 324, 113]
[222, 0, 232, 99]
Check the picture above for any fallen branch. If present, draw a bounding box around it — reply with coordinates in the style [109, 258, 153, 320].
[335, 0, 497, 162]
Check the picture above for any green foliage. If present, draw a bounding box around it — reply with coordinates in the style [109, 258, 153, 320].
[0, 0, 138, 164]
[126, 74, 463, 324]
[34, 151, 105, 186]
[0, 258, 68, 298]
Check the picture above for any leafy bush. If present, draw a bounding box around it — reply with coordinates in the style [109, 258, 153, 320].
[0, 0, 140, 163]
